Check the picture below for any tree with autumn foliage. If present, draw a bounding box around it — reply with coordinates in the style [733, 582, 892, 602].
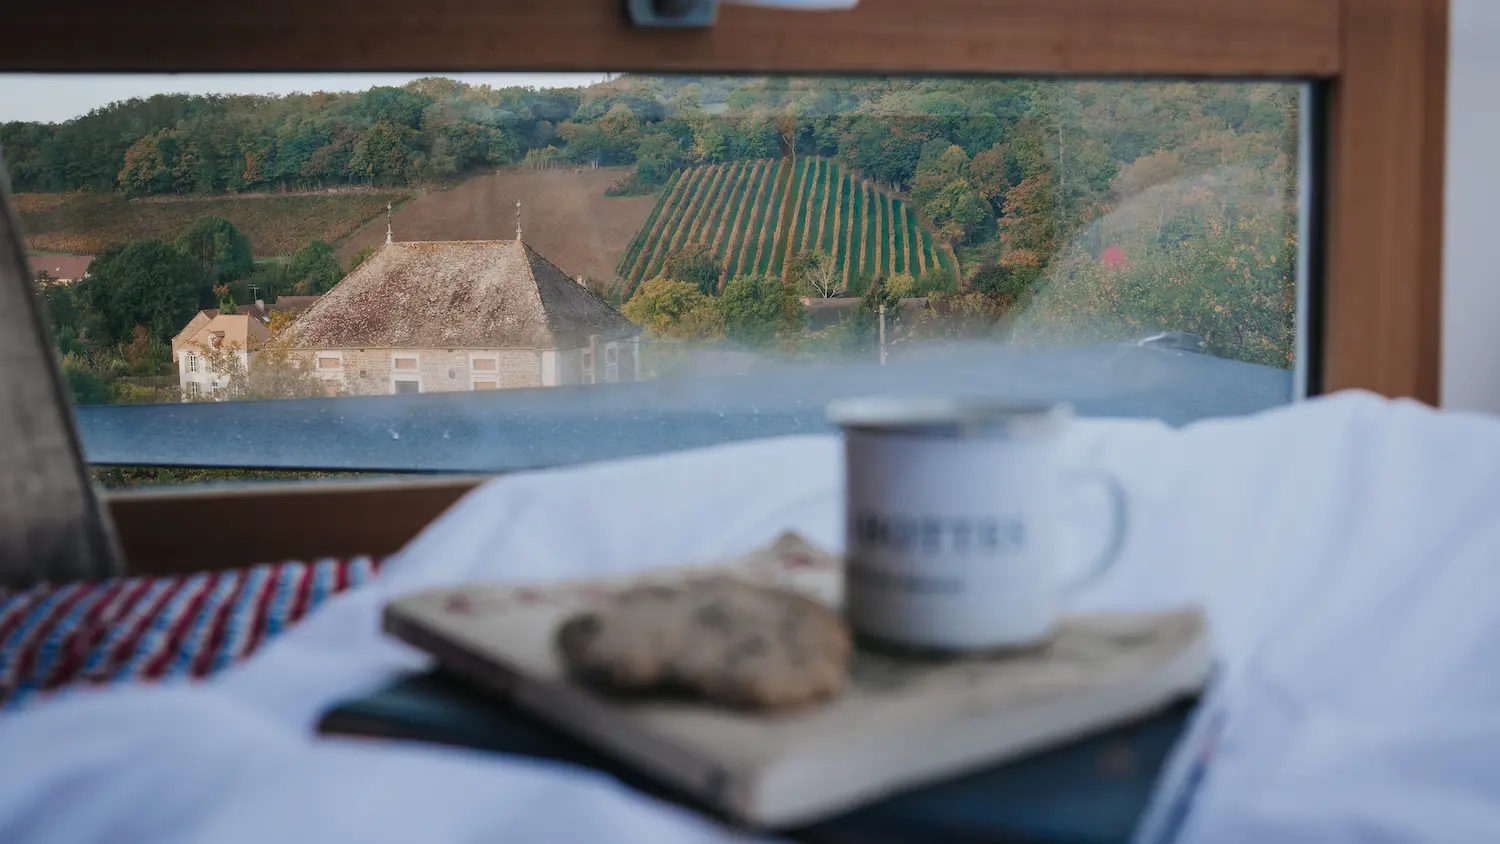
[1011, 162, 1297, 368]
[196, 340, 331, 401]
[967, 143, 1012, 212]
[177, 216, 254, 284]
[622, 276, 724, 341]
[908, 291, 1014, 341]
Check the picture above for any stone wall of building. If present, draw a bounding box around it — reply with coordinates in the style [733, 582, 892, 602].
[495, 350, 542, 388]
[294, 348, 543, 395]
[415, 350, 472, 392]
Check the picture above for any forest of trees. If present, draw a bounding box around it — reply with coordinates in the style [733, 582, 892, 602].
[42, 214, 345, 406]
[6, 73, 1301, 381]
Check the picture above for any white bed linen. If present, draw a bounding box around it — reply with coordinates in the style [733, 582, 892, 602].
[3, 389, 1499, 843]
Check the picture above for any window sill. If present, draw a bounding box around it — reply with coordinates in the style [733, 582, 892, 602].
[108, 475, 485, 575]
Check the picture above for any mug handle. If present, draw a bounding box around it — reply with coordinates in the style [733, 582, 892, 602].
[1062, 470, 1129, 593]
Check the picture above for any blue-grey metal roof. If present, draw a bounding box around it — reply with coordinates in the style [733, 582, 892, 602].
[74, 343, 1293, 474]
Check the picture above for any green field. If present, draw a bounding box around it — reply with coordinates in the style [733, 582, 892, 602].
[616, 157, 954, 295]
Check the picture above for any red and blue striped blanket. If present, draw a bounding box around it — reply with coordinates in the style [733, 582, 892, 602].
[0, 557, 381, 709]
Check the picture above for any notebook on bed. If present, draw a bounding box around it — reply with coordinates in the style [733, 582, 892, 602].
[319, 670, 1196, 844]
[372, 533, 1210, 830]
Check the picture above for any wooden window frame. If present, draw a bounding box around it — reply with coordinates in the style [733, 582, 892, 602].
[2, 0, 1448, 571]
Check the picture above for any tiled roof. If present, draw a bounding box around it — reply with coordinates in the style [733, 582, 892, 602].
[268, 295, 321, 312]
[236, 304, 270, 322]
[172, 305, 274, 361]
[171, 311, 217, 361]
[27, 255, 92, 281]
[179, 313, 271, 354]
[280, 240, 639, 351]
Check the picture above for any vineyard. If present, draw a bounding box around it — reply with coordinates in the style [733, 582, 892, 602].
[615, 157, 957, 295]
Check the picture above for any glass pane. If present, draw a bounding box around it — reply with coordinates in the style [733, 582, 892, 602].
[1, 73, 1304, 475]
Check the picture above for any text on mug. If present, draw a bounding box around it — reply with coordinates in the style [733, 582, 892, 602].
[851, 511, 1027, 555]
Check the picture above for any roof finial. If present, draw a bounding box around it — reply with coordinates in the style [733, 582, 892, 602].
[385, 202, 393, 245]
[516, 199, 523, 242]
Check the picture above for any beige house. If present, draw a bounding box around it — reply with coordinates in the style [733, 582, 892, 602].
[172, 305, 263, 365]
[171, 295, 323, 381]
[174, 311, 270, 400]
[278, 239, 640, 395]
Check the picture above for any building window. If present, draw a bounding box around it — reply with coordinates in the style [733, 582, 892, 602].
[604, 344, 619, 383]
[581, 349, 595, 385]
[317, 356, 342, 371]
[184, 382, 202, 399]
[185, 353, 199, 373]
[472, 379, 499, 391]
[391, 352, 421, 393]
[470, 356, 498, 372]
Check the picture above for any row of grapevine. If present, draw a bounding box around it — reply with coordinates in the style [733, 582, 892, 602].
[616, 157, 953, 298]
[614, 168, 680, 280]
[729, 161, 775, 282]
[626, 166, 698, 288]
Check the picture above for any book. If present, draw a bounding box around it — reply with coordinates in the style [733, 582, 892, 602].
[319, 670, 1195, 844]
[382, 532, 1210, 829]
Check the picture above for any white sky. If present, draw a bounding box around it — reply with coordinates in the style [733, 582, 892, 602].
[0, 73, 608, 124]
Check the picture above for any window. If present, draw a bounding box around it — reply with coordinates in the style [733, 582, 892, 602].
[185, 353, 199, 374]
[604, 344, 619, 384]
[469, 352, 500, 388]
[390, 352, 421, 393]
[3, 4, 1445, 485]
[7, 70, 1311, 471]
[184, 382, 202, 400]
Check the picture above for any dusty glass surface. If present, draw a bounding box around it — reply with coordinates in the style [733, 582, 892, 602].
[0, 74, 1305, 474]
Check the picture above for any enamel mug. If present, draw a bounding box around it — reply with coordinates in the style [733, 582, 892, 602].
[829, 397, 1128, 652]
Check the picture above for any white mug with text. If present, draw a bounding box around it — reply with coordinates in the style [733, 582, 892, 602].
[829, 397, 1127, 652]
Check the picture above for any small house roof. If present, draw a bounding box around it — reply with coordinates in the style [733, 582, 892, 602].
[27, 254, 92, 281]
[268, 295, 321, 312]
[178, 313, 271, 354]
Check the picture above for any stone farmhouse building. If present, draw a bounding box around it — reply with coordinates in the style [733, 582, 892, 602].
[277, 235, 640, 395]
